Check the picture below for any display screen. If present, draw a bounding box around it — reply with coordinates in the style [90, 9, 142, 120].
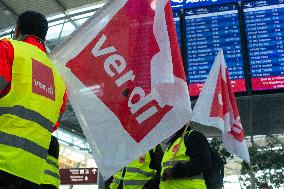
[170, 0, 240, 10]
[173, 11, 182, 49]
[244, 0, 284, 91]
[185, 4, 246, 96]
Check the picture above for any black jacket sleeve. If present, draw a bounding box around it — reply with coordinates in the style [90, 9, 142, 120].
[171, 130, 211, 178]
[48, 135, 60, 159]
[149, 145, 163, 174]
[144, 145, 164, 189]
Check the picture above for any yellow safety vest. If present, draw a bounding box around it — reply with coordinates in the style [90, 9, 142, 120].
[0, 39, 66, 184]
[160, 130, 207, 189]
[110, 152, 156, 189]
[42, 155, 60, 188]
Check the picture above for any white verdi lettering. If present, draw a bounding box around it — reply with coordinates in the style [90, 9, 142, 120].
[115, 70, 135, 87]
[128, 87, 153, 114]
[92, 35, 117, 57]
[92, 34, 167, 124]
[128, 87, 167, 124]
[104, 54, 126, 77]
[33, 79, 54, 95]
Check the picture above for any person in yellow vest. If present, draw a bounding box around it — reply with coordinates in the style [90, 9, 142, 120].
[0, 11, 66, 189]
[109, 145, 163, 189]
[160, 125, 211, 189]
[40, 136, 60, 189]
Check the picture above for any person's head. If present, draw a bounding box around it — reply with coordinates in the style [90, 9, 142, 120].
[13, 11, 48, 41]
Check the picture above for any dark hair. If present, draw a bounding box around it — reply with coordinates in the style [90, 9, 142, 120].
[17, 11, 48, 40]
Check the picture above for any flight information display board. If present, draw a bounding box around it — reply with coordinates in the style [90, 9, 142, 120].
[185, 4, 246, 96]
[244, 0, 284, 91]
[171, 0, 240, 10]
[173, 11, 182, 49]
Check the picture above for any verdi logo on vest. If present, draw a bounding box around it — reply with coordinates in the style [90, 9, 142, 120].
[172, 144, 180, 153]
[139, 155, 146, 163]
[32, 59, 55, 100]
[66, 1, 174, 143]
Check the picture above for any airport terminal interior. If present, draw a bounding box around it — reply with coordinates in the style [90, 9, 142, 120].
[0, 0, 283, 188]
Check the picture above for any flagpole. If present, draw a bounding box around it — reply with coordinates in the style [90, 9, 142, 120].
[168, 122, 191, 168]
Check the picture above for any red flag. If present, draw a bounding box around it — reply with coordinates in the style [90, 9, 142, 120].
[192, 49, 250, 163]
[51, 0, 192, 178]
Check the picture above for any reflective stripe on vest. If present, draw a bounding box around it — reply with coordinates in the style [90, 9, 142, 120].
[112, 178, 121, 184]
[123, 152, 155, 184]
[0, 105, 53, 132]
[44, 170, 60, 180]
[0, 131, 47, 159]
[42, 155, 60, 188]
[0, 39, 66, 185]
[162, 160, 189, 167]
[110, 152, 155, 189]
[47, 158, 59, 169]
[126, 167, 154, 177]
[123, 180, 149, 186]
[112, 178, 148, 186]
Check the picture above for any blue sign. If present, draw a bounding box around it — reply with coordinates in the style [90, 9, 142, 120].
[244, 0, 284, 91]
[184, 3, 246, 95]
[173, 11, 182, 49]
[170, 0, 241, 10]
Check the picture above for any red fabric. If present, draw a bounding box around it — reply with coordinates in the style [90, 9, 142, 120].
[32, 59, 56, 100]
[65, 1, 174, 142]
[0, 40, 13, 96]
[209, 68, 245, 142]
[53, 91, 68, 132]
[0, 35, 67, 130]
[22, 36, 47, 52]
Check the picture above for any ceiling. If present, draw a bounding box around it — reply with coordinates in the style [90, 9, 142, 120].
[0, 0, 106, 137]
[0, 0, 106, 33]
